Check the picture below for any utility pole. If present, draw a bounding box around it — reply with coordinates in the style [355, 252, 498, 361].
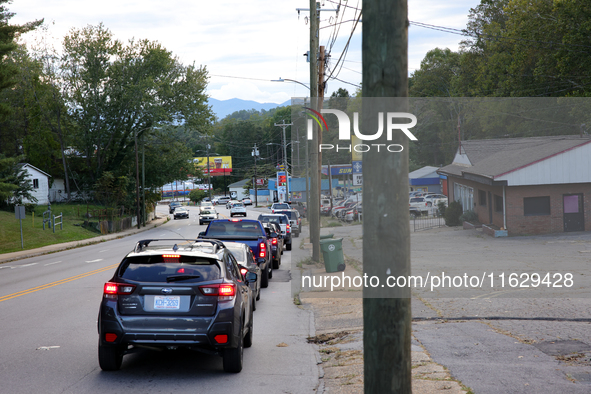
[274, 120, 293, 202]
[252, 144, 259, 207]
[134, 130, 140, 229]
[362, 0, 411, 393]
[309, 0, 320, 261]
[142, 134, 145, 227]
[206, 141, 212, 201]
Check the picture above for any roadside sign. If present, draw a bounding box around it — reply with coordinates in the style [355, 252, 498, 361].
[353, 174, 363, 186]
[15, 205, 25, 219]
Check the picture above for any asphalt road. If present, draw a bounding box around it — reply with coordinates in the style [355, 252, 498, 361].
[0, 203, 318, 394]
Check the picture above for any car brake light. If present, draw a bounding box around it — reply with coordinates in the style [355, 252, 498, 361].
[272, 238, 277, 245]
[230, 219, 241, 222]
[286, 224, 290, 233]
[259, 242, 266, 258]
[199, 283, 236, 301]
[240, 268, 248, 275]
[163, 254, 180, 258]
[103, 282, 136, 299]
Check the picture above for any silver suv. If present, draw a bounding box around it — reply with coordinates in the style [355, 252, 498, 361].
[97, 239, 256, 373]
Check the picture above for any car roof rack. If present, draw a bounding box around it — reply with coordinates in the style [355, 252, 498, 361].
[134, 239, 226, 254]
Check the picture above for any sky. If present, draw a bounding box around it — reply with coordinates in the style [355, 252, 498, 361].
[10, 0, 480, 105]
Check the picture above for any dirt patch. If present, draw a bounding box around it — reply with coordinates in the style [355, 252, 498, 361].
[307, 331, 349, 345]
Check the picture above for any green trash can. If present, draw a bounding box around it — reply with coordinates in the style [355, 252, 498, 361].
[319, 238, 346, 273]
[319, 233, 335, 240]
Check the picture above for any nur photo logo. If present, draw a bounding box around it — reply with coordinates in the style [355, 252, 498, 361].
[304, 107, 418, 153]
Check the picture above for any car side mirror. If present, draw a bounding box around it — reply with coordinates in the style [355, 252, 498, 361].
[198, 231, 205, 237]
[245, 272, 257, 283]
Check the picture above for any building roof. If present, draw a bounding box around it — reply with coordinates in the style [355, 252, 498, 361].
[438, 136, 591, 182]
[409, 166, 439, 179]
[227, 179, 250, 188]
[17, 163, 51, 178]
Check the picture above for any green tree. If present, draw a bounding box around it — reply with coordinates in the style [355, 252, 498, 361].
[188, 189, 207, 203]
[0, 155, 36, 206]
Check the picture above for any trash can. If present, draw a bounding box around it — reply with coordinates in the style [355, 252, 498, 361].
[319, 233, 335, 240]
[319, 238, 346, 273]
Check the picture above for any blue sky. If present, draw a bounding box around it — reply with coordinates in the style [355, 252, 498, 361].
[11, 0, 480, 104]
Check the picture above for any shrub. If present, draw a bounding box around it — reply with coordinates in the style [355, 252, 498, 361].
[444, 201, 463, 226]
[460, 210, 479, 223]
[437, 201, 447, 216]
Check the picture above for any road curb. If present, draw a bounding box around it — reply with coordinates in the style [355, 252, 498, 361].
[0, 217, 169, 264]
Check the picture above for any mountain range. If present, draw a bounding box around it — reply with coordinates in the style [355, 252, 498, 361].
[208, 97, 291, 120]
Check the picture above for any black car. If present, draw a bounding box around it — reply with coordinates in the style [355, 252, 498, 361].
[223, 242, 261, 310]
[262, 222, 283, 269]
[169, 201, 182, 214]
[257, 213, 292, 250]
[97, 239, 256, 373]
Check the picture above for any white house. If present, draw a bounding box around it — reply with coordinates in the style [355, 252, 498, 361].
[18, 163, 51, 205]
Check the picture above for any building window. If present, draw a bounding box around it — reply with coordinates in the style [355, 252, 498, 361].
[453, 182, 474, 212]
[33, 179, 39, 189]
[479, 190, 487, 206]
[524, 196, 551, 216]
[494, 195, 503, 213]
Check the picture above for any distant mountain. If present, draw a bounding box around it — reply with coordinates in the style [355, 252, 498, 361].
[208, 98, 291, 120]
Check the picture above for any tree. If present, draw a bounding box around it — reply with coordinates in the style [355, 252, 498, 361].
[0, 1, 42, 126]
[60, 23, 213, 185]
[0, 155, 36, 206]
[188, 189, 207, 203]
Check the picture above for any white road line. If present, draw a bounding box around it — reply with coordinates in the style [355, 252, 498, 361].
[20, 263, 38, 268]
[0, 266, 11, 270]
[85, 259, 103, 263]
[98, 250, 108, 253]
[44, 261, 62, 266]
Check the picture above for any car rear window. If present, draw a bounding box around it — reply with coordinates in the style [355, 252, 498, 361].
[273, 204, 289, 209]
[206, 221, 262, 236]
[259, 215, 288, 225]
[119, 255, 220, 283]
[275, 210, 295, 219]
[233, 203, 244, 207]
[410, 198, 424, 202]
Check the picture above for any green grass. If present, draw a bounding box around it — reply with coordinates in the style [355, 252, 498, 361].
[0, 203, 118, 254]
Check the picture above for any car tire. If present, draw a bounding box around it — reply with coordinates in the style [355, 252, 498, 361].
[256, 287, 261, 301]
[199, 221, 203, 225]
[98, 341, 123, 371]
[427, 202, 432, 207]
[222, 327, 243, 373]
[268, 264, 273, 279]
[252, 295, 256, 312]
[230, 214, 233, 217]
[286, 242, 292, 251]
[244, 309, 253, 348]
[273, 256, 280, 269]
[261, 264, 269, 288]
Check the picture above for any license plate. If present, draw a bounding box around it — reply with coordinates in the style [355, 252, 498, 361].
[154, 296, 180, 310]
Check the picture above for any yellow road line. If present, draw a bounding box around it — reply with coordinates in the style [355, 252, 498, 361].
[0, 263, 119, 303]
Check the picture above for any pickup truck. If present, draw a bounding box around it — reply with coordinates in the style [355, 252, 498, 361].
[198, 219, 273, 288]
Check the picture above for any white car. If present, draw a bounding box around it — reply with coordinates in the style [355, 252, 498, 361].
[199, 206, 218, 225]
[423, 194, 448, 207]
[242, 198, 253, 206]
[230, 202, 247, 217]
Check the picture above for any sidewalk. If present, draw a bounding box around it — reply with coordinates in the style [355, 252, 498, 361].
[295, 224, 468, 394]
[0, 215, 169, 264]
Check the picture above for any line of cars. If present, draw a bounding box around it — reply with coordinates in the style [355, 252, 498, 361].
[98, 205, 292, 374]
[409, 191, 448, 217]
[321, 196, 363, 222]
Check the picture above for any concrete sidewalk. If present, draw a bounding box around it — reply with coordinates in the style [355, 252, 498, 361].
[295, 224, 468, 394]
[0, 216, 169, 264]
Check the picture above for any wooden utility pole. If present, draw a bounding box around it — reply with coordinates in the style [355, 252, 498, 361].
[317, 45, 325, 203]
[309, 0, 320, 261]
[362, 0, 411, 393]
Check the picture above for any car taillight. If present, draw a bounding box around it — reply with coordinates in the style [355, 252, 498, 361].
[199, 283, 236, 301]
[259, 242, 266, 258]
[272, 237, 277, 245]
[286, 224, 291, 233]
[103, 282, 136, 299]
[240, 268, 248, 276]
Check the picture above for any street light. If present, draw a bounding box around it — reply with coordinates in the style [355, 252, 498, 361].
[271, 77, 311, 91]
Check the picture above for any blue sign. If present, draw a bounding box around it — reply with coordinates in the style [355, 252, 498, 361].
[352, 161, 362, 174]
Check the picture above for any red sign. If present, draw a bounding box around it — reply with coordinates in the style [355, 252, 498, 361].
[278, 175, 287, 187]
[256, 178, 265, 186]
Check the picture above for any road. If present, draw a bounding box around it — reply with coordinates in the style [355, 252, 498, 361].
[0, 203, 318, 394]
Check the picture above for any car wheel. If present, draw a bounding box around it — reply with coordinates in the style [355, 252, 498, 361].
[98, 341, 123, 371]
[244, 308, 254, 348]
[268, 264, 273, 279]
[256, 286, 261, 301]
[222, 327, 243, 373]
[261, 264, 269, 288]
[286, 242, 292, 251]
[427, 202, 432, 207]
[273, 256, 279, 270]
[230, 214, 233, 217]
[199, 221, 203, 225]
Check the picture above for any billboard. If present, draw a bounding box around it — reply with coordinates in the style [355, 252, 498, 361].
[194, 156, 233, 176]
